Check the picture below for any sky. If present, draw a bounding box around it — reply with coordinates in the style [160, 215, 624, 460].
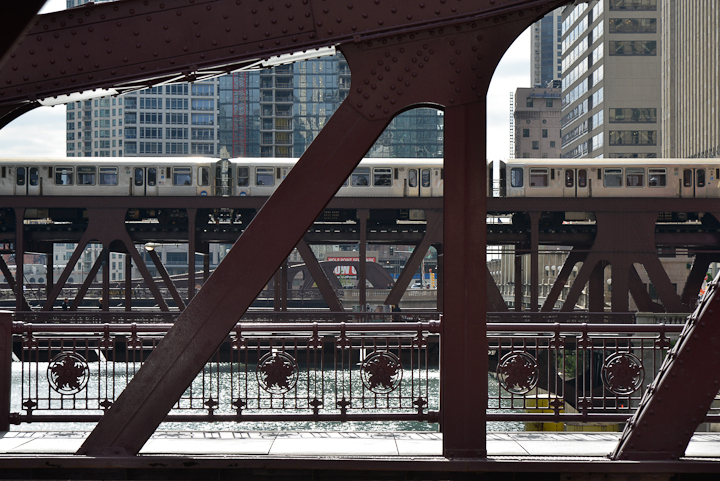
[0, 0, 531, 160]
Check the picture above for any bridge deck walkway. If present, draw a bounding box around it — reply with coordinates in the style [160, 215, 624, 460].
[1, 430, 720, 459]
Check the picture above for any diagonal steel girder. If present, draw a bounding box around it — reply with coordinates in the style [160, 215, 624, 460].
[0, 0, 570, 124]
[74, 6, 556, 456]
[613, 272, 720, 460]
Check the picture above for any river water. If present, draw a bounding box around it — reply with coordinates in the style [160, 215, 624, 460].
[10, 362, 521, 432]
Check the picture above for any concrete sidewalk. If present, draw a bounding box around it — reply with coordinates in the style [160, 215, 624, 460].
[1, 431, 719, 458]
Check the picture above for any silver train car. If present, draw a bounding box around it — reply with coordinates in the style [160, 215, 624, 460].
[0, 157, 444, 198]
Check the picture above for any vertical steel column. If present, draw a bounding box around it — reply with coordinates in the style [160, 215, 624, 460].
[0, 311, 11, 431]
[529, 212, 541, 312]
[588, 262, 606, 312]
[102, 248, 110, 311]
[514, 248, 523, 311]
[281, 260, 288, 311]
[14, 208, 24, 312]
[436, 248, 443, 312]
[442, 101, 487, 457]
[187, 208, 197, 302]
[46, 244, 54, 300]
[202, 244, 210, 283]
[124, 253, 132, 311]
[358, 209, 368, 311]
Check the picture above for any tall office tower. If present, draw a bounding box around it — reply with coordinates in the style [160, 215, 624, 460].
[514, 84, 562, 159]
[531, 8, 564, 87]
[560, 0, 661, 159]
[218, 53, 444, 158]
[65, 79, 220, 157]
[661, 0, 720, 158]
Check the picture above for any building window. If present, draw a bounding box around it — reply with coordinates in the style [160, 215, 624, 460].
[550, 141, 556, 148]
[523, 129, 530, 138]
[542, 129, 548, 138]
[610, 41, 657, 56]
[526, 98, 534, 107]
[609, 18, 657, 34]
[609, 108, 657, 123]
[609, 0, 657, 11]
[545, 98, 553, 108]
[532, 141, 539, 150]
[609, 130, 657, 145]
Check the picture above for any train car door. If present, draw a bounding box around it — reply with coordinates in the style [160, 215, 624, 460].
[419, 168, 432, 197]
[681, 168, 707, 198]
[14, 167, 27, 196]
[405, 168, 420, 197]
[132, 167, 159, 196]
[562, 168, 589, 197]
[27, 167, 40, 195]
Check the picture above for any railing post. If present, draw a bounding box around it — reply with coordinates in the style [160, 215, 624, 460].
[0, 311, 12, 431]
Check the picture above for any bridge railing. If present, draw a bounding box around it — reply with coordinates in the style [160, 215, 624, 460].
[5, 315, 715, 430]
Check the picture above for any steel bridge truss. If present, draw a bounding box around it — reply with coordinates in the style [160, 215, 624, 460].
[0, 0, 718, 463]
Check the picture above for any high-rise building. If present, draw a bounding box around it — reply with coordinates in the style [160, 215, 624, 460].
[531, 8, 564, 87]
[514, 84, 562, 159]
[560, 0, 661, 159]
[218, 53, 444, 159]
[661, 0, 720, 158]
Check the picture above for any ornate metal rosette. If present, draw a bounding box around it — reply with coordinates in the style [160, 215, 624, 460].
[47, 352, 89, 395]
[256, 351, 298, 395]
[497, 351, 539, 395]
[361, 351, 402, 394]
[602, 352, 644, 395]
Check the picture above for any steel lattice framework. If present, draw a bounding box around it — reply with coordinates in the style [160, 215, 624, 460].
[1, 0, 718, 464]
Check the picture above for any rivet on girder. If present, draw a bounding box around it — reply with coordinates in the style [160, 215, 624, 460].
[362, 13, 368, 19]
[327, 29, 333, 35]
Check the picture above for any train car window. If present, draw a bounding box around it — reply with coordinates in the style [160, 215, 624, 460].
[351, 167, 370, 186]
[603, 168, 622, 187]
[697, 169, 705, 187]
[134, 168, 144, 186]
[394, 168, 399, 180]
[55, 167, 73, 186]
[578, 169, 587, 188]
[648, 168, 666, 187]
[148, 168, 157, 186]
[1, 166, 5, 178]
[99, 167, 118, 185]
[77, 166, 96, 185]
[256, 167, 275, 186]
[550, 169, 555, 180]
[565, 169, 574, 188]
[16, 167, 25, 186]
[198, 167, 210, 186]
[529, 168, 548, 187]
[237, 167, 249, 186]
[29, 167, 39, 186]
[408, 169, 418, 188]
[173, 167, 192, 186]
[373, 168, 393, 187]
[510, 168, 523, 187]
[683, 169, 692, 188]
[625, 167, 645, 187]
[421, 169, 431, 188]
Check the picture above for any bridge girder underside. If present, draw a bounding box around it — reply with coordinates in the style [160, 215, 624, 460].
[1, 0, 715, 464]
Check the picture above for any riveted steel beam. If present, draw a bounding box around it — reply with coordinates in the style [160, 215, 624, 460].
[613, 273, 720, 460]
[73, 4, 555, 456]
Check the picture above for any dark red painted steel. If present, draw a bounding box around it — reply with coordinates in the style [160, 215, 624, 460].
[0, 0, 569, 122]
[560, 212, 688, 313]
[385, 210, 442, 307]
[0, 312, 11, 431]
[442, 101, 488, 457]
[296, 239, 344, 312]
[541, 248, 587, 312]
[613, 274, 720, 460]
[146, 248, 186, 311]
[0, 253, 31, 311]
[486, 265, 508, 312]
[14, 209, 24, 312]
[69, 247, 105, 310]
[77, 101, 394, 456]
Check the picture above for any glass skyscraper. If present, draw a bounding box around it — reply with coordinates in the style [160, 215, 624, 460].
[218, 53, 444, 159]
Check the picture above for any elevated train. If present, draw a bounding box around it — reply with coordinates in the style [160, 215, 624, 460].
[0, 157, 717, 224]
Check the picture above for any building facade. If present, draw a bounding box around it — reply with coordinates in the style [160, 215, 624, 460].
[514, 85, 562, 159]
[531, 8, 565, 87]
[560, 0, 661, 159]
[218, 54, 444, 159]
[661, 0, 720, 158]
